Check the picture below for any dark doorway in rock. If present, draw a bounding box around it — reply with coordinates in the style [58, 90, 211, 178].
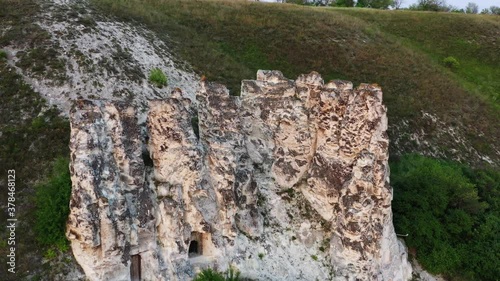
[142, 146, 153, 168]
[130, 254, 141, 281]
[188, 231, 203, 257]
[189, 240, 199, 255]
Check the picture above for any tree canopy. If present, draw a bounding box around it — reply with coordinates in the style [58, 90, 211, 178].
[391, 154, 500, 280]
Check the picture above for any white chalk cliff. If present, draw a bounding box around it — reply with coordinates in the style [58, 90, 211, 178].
[66, 70, 412, 281]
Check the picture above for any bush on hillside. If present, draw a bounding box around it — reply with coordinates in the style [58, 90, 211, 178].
[489, 6, 500, 14]
[408, 0, 450, 11]
[149, 67, 168, 88]
[391, 154, 500, 280]
[35, 157, 72, 249]
[331, 0, 355, 7]
[355, 0, 393, 9]
[465, 2, 478, 14]
[443, 56, 459, 69]
[286, 0, 307, 5]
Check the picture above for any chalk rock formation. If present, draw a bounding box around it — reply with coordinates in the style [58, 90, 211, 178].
[66, 100, 160, 281]
[66, 71, 412, 281]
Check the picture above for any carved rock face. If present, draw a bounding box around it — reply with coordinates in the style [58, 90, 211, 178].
[67, 71, 411, 281]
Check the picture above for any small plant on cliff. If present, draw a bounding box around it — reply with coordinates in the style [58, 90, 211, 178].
[44, 248, 57, 260]
[149, 67, 168, 87]
[0, 50, 7, 60]
[35, 157, 72, 248]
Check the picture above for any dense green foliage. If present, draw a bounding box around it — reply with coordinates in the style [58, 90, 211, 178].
[149, 67, 168, 87]
[355, 0, 393, 9]
[332, 0, 355, 7]
[489, 6, 500, 15]
[35, 157, 72, 248]
[391, 154, 500, 280]
[408, 0, 449, 11]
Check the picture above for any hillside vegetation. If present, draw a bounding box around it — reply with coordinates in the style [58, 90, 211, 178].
[92, 0, 500, 166]
[337, 8, 500, 108]
[391, 154, 499, 280]
[0, 1, 73, 280]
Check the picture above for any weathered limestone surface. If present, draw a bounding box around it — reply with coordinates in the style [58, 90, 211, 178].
[67, 71, 412, 281]
[66, 100, 160, 281]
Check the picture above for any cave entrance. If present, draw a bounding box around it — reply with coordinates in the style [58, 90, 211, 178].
[130, 254, 141, 281]
[189, 240, 199, 255]
[188, 232, 204, 257]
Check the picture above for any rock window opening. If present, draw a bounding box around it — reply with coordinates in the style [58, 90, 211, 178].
[142, 145, 153, 168]
[142, 151, 153, 167]
[130, 254, 141, 281]
[191, 115, 200, 140]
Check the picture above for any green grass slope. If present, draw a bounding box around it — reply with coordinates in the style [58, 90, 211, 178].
[91, 0, 499, 167]
[337, 9, 500, 107]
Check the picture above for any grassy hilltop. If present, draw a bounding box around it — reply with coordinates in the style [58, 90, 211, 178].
[92, 0, 500, 166]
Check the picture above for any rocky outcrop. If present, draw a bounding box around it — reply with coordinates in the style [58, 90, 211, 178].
[66, 100, 160, 280]
[66, 70, 411, 281]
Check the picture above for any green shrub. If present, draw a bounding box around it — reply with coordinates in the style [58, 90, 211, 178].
[332, 0, 355, 7]
[0, 50, 7, 59]
[194, 268, 224, 281]
[311, 255, 318, 261]
[31, 116, 46, 130]
[443, 56, 460, 69]
[286, 0, 307, 5]
[258, 253, 264, 259]
[149, 67, 168, 87]
[44, 248, 57, 260]
[35, 157, 72, 247]
[193, 267, 241, 281]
